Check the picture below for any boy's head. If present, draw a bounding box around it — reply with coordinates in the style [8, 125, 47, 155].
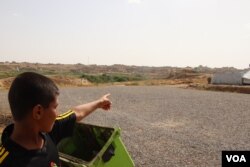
[8, 72, 59, 123]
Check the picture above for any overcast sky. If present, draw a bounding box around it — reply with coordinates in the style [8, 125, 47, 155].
[0, 0, 250, 69]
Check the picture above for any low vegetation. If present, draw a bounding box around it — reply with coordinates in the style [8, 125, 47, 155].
[80, 73, 145, 84]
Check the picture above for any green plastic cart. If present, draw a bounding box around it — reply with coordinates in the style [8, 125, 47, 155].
[57, 123, 135, 167]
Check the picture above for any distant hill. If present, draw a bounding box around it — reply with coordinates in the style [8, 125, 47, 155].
[0, 61, 242, 79]
[0, 62, 247, 90]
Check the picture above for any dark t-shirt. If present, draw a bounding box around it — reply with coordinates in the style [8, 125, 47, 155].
[0, 110, 76, 167]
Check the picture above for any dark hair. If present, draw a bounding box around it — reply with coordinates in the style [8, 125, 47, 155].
[8, 72, 59, 121]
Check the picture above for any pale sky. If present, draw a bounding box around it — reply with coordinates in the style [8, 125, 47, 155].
[0, 0, 250, 69]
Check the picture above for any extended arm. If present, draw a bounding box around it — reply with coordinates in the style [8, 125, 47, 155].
[73, 94, 111, 122]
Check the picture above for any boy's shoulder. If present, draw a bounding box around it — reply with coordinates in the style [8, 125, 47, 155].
[0, 143, 10, 165]
[0, 125, 11, 166]
[0, 124, 18, 166]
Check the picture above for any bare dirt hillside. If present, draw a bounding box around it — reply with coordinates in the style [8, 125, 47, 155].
[0, 76, 91, 89]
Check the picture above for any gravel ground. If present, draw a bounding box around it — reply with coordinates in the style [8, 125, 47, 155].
[1, 86, 250, 167]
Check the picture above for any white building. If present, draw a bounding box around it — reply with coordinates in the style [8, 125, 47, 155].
[211, 70, 250, 85]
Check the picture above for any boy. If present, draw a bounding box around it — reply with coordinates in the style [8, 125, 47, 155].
[0, 72, 111, 167]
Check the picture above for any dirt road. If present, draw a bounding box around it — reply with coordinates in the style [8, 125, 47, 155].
[1, 86, 250, 167]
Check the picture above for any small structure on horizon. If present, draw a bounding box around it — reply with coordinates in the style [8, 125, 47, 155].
[211, 70, 250, 85]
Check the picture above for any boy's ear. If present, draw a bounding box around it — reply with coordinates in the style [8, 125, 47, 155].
[32, 104, 44, 120]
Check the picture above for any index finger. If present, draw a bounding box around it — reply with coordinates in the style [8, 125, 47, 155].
[104, 93, 111, 98]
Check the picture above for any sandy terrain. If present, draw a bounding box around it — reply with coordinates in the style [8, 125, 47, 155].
[1, 86, 250, 166]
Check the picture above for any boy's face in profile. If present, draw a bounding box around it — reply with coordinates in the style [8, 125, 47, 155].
[36, 96, 59, 132]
